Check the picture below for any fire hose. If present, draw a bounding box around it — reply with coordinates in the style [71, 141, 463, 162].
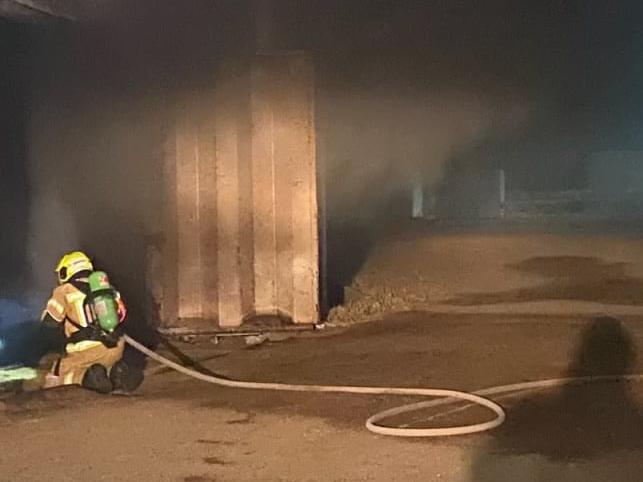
[124, 334, 643, 438]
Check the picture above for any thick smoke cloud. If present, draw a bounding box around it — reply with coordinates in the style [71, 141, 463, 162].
[4, 0, 643, 310]
[18, 1, 249, 317]
[320, 88, 531, 219]
[18, 1, 538, 298]
[26, 87, 164, 295]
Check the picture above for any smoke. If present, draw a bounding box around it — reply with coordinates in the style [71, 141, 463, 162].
[17, 1, 239, 317]
[320, 87, 532, 220]
[24, 91, 80, 294]
[24, 82, 166, 309]
[27, 189, 80, 293]
[13, 2, 536, 320]
[19, 22, 171, 318]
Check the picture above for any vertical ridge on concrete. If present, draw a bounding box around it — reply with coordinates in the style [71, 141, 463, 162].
[214, 73, 245, 326]
[288, 55, 319, 324]
[175, 108, 202, 319]
[160, 117, 179, 324]
[271, 58, 296, 319]
[197, 113, 219, 321]
[236, 63, 256, 321]
[251, 62, 278, 314]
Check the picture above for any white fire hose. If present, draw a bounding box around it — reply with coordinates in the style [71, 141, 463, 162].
[124, 335, 643, 438]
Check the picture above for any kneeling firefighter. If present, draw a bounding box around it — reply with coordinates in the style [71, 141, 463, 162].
[40, 251, 143, 393]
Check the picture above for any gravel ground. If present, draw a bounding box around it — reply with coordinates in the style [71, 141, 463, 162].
[329, 228, 643, 323]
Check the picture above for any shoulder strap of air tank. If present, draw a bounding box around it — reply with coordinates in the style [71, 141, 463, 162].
[63, 316, 85, 331]
[69, 279, 91, 296]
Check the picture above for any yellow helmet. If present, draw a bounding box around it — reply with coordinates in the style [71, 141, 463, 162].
[55, 251, 94, 284]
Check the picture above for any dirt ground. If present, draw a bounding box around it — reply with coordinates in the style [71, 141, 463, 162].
[329, 226, 643, 323]
[2, 313, 643, 481]
[4, 229, 643, 481]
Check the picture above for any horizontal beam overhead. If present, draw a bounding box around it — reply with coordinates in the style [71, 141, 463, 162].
[0, 0, 77, 23]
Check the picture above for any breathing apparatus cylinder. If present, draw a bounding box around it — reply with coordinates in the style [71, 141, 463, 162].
[87, 271, 119, 333]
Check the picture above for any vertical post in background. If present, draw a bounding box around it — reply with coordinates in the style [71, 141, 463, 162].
[499, 168, 506, 219]
[426, 189, 436, 220]
[412, 178, 424, 219]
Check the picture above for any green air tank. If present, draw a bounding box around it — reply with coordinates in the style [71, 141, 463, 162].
[88, 271, 119, 333]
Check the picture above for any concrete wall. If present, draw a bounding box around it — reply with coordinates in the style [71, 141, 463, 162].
[156, 52, 319, 329]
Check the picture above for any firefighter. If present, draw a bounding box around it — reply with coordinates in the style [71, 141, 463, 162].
[40, 251, 142, 393]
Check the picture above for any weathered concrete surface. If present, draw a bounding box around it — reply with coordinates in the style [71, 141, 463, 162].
[157, 53, 318, 328]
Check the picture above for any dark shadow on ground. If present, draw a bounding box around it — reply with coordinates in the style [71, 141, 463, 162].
[471, 316, 643, 481]
[449, 256, 643, 306]
[156, 337, 224, 378]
